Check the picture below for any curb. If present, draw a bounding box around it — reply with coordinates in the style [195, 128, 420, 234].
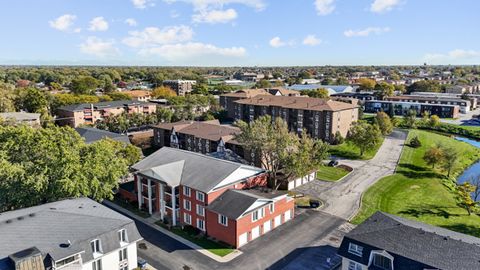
[103, 200, 243, 263]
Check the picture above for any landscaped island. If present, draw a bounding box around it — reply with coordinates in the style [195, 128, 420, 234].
[353, 130, 480, 237]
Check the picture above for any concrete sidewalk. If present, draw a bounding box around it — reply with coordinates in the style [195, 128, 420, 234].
[103, 200, 243, 263]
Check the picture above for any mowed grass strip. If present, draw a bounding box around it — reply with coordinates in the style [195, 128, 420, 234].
[329, 137, 384, 160]
[316, 166, 350, 182]
[352, 130, 480, 237]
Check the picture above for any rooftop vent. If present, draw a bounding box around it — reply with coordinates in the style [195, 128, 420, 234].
[59, 240, 72, 248]
[5, 219, 12, 224]
[17, 216, 24, 221]
[29, 213, 35, 217]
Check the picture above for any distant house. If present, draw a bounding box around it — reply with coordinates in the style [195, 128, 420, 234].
[364, 100, 459, 118]
[56, 100, 157, 128]
[129, 147, 295, 248]
[0, 198, 142, 270]
[123, 90, 152, 102]
[0, 112, 41, 126]
[287, 84, 354, 96]
[75, 127, 131, 144]
[338, 211, 480, 270]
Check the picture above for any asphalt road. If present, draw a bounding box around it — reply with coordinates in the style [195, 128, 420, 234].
[295, 129, 408, 220]
[125, 209, 346, 270]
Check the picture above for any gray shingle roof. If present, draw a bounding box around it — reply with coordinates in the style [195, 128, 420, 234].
[206, 189, 266, 220]
[0, 198, 142, 266]
[132, 147, 264, 193]
[338, 212, 480, 270]
[75, 127, 131, 144]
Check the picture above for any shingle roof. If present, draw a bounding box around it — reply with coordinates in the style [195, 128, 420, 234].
[58, 100, 155, 112]
[234, 95, 358, 112]
[152, 120, 241, 143]
[0, 198, 142, 265]
[206, 190, 265, 219]
[75, 127, 131, 144]
[0, 112, 40, 121]
[221, 89, 272, 98]
[338, 212, 480, 270]
[131, 147, 264, 193]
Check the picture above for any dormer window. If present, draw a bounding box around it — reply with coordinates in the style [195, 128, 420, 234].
[118, 229, 127, 243]
[370, 251, 394, 270]
[348, 243, 363, 257]
[90, 239, 101, 254]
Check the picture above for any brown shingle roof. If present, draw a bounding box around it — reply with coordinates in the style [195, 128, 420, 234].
[152, 120, 241, 142]
[234, 95, 358, 112]
[221, 89, 272, 98]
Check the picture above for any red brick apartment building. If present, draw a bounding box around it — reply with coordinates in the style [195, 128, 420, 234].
[56, 100, 157, 127]
[130, 147, 295, 248]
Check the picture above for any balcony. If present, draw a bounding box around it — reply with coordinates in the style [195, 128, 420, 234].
[165, 200, 180, 209]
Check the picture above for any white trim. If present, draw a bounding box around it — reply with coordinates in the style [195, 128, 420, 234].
[183, 199, 191, 211]
[196, 191, 205, 202]
[348, 243, 363, 257]
[183, 186, 191, 197]
[218, 214, 228, 226]
[368, 250, 394, 270]
[196, 205, 205, 217]
[196, 218, 205, 231]
[183, 213, 192, 225]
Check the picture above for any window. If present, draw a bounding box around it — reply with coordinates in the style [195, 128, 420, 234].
[90, 239, 101, 254]
[269, 203, 274, 213]
[218, 214, 228, 226]
[118, 229, 127, 243]
[197, 219, 205, 231]
[196, 205, 205, 217]
[348, 243, 363, 257]
[92, 259, 102, 270]
[183, 199, 191, 211]
[252, 211, 259, 222]
[183, 186, 191, 197]
[119, 248, 128, 262]
[373, 254, 393, 270]
[196, 191, 205, 202]
[184, 213, 191, 225]
[348, 261, 362, 270]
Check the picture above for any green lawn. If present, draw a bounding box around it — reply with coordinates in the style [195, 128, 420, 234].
[352, 130, 480, 237]
[155, 222, 234, 257]
[317, 166, 350, 182]
[329, 137, 384, 160]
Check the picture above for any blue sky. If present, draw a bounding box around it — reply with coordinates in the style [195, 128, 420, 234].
[0, 0, 479, 66]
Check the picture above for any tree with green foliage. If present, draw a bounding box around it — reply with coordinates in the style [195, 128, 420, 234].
[403, 109, 417, 128]
[375, 111, 393, 135]
[0, 125, 140, 211]
[16, 87, 49, 113]
[374, 82, 395, 99]
[255, 79, 271, 88]
[192, 83, 209, 95]
[152, 86, 176, 98]
[358, 78, 376, 90]
[407, 80, 441, 93]
[423, 145, 444, 169]
[0, 82, 16, 112]
[409, 136, 422, 148]
[235, 116, 329, 189]
[394, 84, 406, 93]
[156, 107, 174, 123]
[106, 92, 131, 101]
[347, 122, 382, 156]
[429, 115, 440, 127]
[70, 76, 99, 95]
[321, 78, 333, 85]
[457, 182, 477, 215]
[336, 77, 349, 85]
[302, 88, 330, 99]
[441, 147, 458, 177]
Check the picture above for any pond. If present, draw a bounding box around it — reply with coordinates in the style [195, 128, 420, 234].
[455, 136, 480, 185]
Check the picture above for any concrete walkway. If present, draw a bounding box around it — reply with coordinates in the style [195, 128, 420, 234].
[103, 200, 243, 263]
[295, 129, 408, 220]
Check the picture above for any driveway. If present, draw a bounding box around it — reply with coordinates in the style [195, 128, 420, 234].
[295, 129, 408, 220]
[115, 206, 346, 270]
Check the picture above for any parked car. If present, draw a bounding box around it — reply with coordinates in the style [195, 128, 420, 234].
[328, 160, 339, 167]
[309, 199, 320, 208]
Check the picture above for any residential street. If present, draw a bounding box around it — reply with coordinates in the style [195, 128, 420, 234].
[107, 205, 346, 270]
[295, 129, 408, 220]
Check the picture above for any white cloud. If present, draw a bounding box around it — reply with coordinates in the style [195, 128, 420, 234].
[49, 14, 77, 32]
[164, 0, 266, 11]
[424, 49, 480, 64]
[370, 0, 401, 13]
[269, 37, 285, 48]
[303, 35, 322, 46]
[79, 37, 119, 57]
[138, 42, 246, 62]
[122, 25, 194, 48]
[314, 0, 335, 16]
[125, 18, 138, 26]
[344, 27, 390, 37]
[88, 17, 109, 32]
[192, 8, 237, 24]
[132, 0, 155, 9]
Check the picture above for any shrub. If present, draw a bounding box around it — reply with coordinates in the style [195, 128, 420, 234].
[409, 136, 422, 148]
[332, 131, 345, 145]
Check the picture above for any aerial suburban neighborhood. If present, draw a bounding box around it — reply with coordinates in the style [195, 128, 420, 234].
[1, 1, 480, 270]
